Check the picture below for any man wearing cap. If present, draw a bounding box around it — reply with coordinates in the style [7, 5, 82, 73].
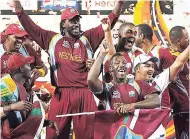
[133, 46, 190, 138]
[1, 23, 48, 86]
[134, 24, 175, 108]
[135, 24, 174, 76]
[1, 53, 58, 139]
[88, 44, 160, 114]
[13, 0, 126, 138]
[133, 45, 189, 100]
[1, 53, 34, 138]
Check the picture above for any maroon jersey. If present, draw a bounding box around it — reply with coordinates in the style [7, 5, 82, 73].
[147, 46, 174, 108]
[122, 48, 142, 74]
[17, 10, 118, 87]
[168, 48, 189, 112]
[148, 46, 174, 76]
[95, 80, 158, 109]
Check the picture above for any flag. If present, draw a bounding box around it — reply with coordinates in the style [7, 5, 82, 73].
[94, 109, 171, 139]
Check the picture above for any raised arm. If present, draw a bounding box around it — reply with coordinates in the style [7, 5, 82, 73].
[169, 45, 190, 81]
[13, 0, 56, 50]
[87, 43, 109, 92]
[84, 0, 125, 52]
[102, 18, 116, 59]
[86, 18, 116, 71]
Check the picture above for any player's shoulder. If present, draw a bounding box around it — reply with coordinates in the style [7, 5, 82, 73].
[168, 48, 181, 57]
[156, 46, 170, 53]
[134, 80, 151, 87]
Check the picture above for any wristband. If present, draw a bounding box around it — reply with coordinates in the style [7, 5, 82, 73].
[38, 69, 46, 77]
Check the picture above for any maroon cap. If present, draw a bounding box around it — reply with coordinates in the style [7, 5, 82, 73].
[4, 24, 28, 37]
[7, 53, 34, 71]
[61, 8, 81, 20]
[0, 53, 11, 74]
[0, 32, 6, 44]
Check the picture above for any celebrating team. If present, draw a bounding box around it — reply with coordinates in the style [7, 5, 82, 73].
[0, 0, 189, 139]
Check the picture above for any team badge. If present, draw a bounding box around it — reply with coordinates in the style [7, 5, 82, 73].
[186, 74, 189, 80]
[70, 9, 76, 13]
[62, 40, 70, 48]
[74, 42, 80, 48]
[3, 60, 7, 69]
[112, 90, 120, 98]
[18, 25, 25, 31]
[129, 91, 135, 97]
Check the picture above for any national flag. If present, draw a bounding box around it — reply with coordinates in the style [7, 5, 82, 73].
[94, 109, 171, 139]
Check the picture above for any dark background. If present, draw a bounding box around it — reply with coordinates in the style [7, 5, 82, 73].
[0, 0, 173, 15]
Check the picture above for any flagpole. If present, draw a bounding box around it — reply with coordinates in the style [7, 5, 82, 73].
[56, 112, 95, 118]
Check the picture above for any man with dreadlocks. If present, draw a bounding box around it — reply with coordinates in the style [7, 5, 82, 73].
[13, 0, 125, 138]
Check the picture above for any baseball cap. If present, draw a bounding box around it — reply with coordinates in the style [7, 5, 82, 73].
[7, 53, 34, 71]
[0, 53, 11, 74]
[0, 32, 6, 44]
[133, 54, 158, 72]
[61, 8, 81, 21]
[4, 24, 28, 37]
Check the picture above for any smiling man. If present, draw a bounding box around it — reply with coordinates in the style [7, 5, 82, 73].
[13, 0, 126, 138]
[104, 22, 143, 83]
[88, 44, 160, 114]
[134, 47, 189, 96]
[1, 24, 48, 80]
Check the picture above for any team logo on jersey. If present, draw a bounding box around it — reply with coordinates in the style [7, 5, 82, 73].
[18, 25, 25, 31]
[70, 9, 76, 13]
[112, 90, 120, 98]
[186, 74, 189, 80]
[74, 42, 80, 48]
[3, 60, 7, 69]
[129, 91, 135, 97]
[62, 40, 70, 48]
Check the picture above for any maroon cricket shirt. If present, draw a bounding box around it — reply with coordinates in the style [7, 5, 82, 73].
[168, 49, 189, 112]
[96, 80, 158, 109]
[17, 10, 118, 87]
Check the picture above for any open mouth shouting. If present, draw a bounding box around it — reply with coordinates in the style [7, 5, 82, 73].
[117, 68, 126, 77]
[124, 37, 135, 49]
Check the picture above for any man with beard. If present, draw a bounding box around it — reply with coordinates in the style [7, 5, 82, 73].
[104, 22, 142, 83]
[88, 44, 160, 114]
[13, 0, 125, 138]
[168, 26, 189, 139]
[1, 24, 48, 81]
